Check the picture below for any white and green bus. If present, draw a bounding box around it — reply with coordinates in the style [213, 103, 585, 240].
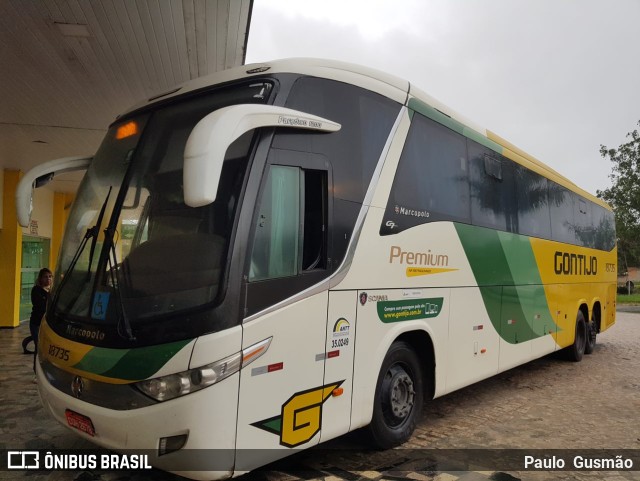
[18, 58, 617, 479]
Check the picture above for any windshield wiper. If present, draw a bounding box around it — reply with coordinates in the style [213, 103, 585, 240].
[87, 187, 112, 273]
[53, 187, 112, 311]
[104, 225, 136, 341]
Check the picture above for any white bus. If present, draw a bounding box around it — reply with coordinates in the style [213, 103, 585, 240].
[18, 58, 617, 479]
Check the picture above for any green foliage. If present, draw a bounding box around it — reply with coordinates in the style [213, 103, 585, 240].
[597, 121, 640, 269]
[617, 293, 640, 305]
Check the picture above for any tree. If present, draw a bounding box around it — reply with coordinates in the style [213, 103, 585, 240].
[597, 121, 640, 271]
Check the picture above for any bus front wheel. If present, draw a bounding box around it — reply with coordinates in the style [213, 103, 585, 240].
[368, 341, 424, 449]
[566, 311, 587, 362]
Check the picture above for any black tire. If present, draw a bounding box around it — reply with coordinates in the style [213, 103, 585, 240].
[584, 313, 597, 355]
[22, 336, 35, 354]
[368, 341, 424, 449]
[566, 311, 587, 362]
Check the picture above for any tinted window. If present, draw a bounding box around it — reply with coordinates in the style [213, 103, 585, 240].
[379, 110, 614, 252]
[244, 147, 332, 316]
[468, 141, 517, 232]
[382, 112, 469, 234]
[591, 204, 616, 251]
[277, 77, 401, 203]
[249, 165, 328, 281]
[276, 76, 401, 263]
[549, 185, 576, 244]
[515, 166, 551, 239]
[574, 197, 593, 247]
[249, 166, 301, 280]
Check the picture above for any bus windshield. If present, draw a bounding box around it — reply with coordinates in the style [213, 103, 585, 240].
[52, 82, 272, 331]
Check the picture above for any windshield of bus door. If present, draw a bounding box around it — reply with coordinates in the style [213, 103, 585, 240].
[52, 82, 273, 338]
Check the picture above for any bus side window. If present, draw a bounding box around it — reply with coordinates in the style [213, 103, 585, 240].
[574, 197, 593, 248]
[249, 165, 327, 281]
[302, 169, 327, 271]
[549, 185, 577, 245]
[591, 204, 616, 251]
[468, 141, 517, 233]
[515, 166, 551, 240]
[386, 112, 470, 228]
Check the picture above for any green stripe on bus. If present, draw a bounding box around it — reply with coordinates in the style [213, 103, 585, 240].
[463, 127, 504, 154]
[408, 98, 464, 135]
[407, 98, 504, 155]
[71, 346, 129, 374]
[73, 339, 192, 381]
[455, 223, 559, 343]
[497, 231, 543, 285]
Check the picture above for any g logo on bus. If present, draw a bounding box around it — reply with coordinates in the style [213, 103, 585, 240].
[251, 381, 344, 448]
[71, 376, 84, 398]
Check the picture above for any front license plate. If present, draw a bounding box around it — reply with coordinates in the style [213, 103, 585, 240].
[65, 409, 96, 437]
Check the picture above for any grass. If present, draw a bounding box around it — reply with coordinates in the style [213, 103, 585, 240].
[617, 293, 640, 304]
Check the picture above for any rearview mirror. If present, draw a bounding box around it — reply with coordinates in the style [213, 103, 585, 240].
[16, 156, 92, 227]
[183, 104, 341, 207]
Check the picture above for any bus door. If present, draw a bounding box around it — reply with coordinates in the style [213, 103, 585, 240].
[235, 149, 334, 468]
[320, 290, 357, 442]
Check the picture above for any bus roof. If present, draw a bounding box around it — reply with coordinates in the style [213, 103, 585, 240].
[125, 57, 610, 211]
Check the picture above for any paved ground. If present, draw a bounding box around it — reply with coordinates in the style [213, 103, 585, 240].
[1, 313, 639, 481]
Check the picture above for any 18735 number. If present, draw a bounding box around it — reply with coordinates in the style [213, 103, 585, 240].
[48, 344, 70, 361]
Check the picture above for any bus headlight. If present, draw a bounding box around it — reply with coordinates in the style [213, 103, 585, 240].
[135, 337, 271, 402]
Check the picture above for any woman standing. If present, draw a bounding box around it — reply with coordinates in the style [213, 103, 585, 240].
[29, 268, 52, 353]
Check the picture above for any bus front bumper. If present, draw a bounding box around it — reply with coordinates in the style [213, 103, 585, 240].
[36, 362, 240, 480]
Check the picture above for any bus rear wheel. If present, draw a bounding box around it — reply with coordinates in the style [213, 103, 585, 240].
[585, 313, 597, 355]
[566, 311, 587, 362]
[368, 341, 424, 449]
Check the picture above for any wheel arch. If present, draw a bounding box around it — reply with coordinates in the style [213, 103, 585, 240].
[579, 302, 589, 323]
[351, 324, 438, 431]
[578, 301, 589, 320]
[364, 329, 433, 448]
[571, 299, 589, 344]
[394, 329, 436, 401]
[590, 299, 602, 332]
[565, 302, 589, 362]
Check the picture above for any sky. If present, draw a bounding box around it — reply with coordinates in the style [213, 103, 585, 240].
[245, 0, 640, 196]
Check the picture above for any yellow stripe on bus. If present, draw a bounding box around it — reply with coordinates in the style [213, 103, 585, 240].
[406, 267, 458, 277]
[38, 320, 132, 384]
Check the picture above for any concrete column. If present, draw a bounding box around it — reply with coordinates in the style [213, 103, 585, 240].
[0, 170, 22, 328]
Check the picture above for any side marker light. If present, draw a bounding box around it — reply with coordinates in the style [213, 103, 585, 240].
[115, 121, 138, 139]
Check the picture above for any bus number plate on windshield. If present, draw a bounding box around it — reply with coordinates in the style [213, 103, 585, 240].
[65, 409, 95, 437]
